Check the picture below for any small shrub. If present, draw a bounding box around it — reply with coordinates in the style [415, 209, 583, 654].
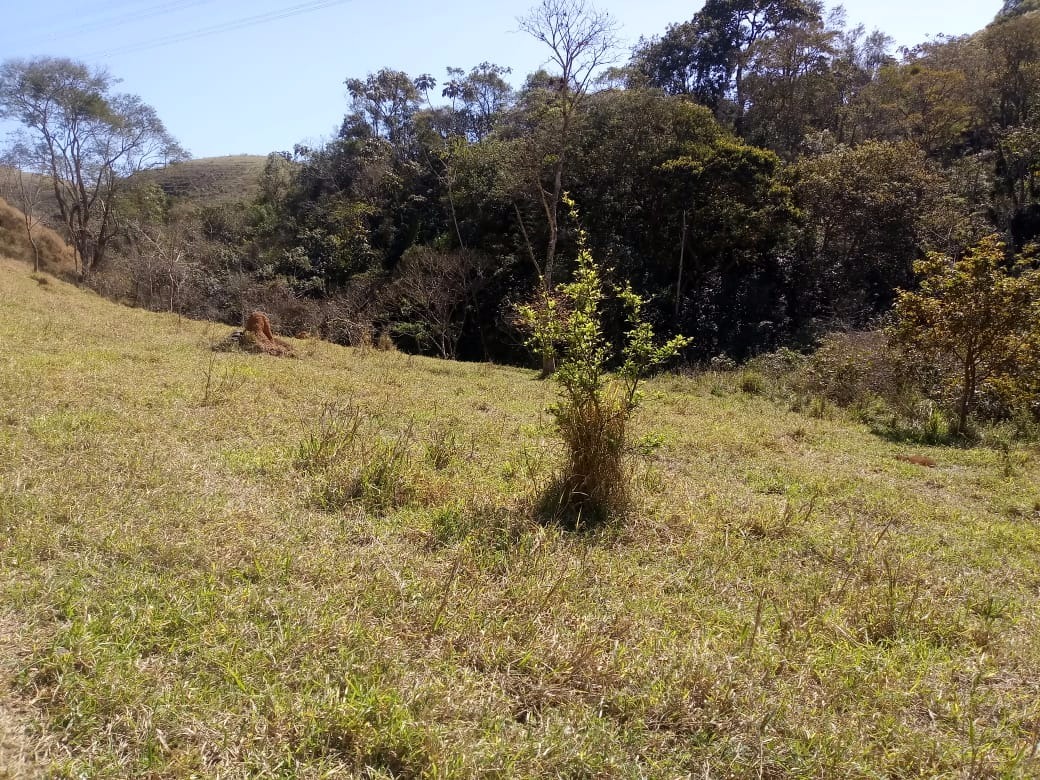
[738, 371, 767, 396]
[791, 331, 924, 411]
[518, 195, 689, 527]
[709, 354, 737, 372]
[923, 404, 950, 443]
[376, 329, 396, 352]
[804, 396, 834, 420]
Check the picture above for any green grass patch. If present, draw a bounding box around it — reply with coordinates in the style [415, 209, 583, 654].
[1, 258, 1039, 777]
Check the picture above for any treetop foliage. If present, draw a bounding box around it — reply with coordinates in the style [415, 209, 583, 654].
[4, 0, 1039, 394]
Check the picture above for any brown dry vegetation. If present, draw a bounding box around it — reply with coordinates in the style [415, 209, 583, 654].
[131, 155, 267, 206]
[0, 198, 76, 278]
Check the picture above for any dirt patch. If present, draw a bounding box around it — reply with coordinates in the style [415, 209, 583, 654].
[0, 614, 43, 779]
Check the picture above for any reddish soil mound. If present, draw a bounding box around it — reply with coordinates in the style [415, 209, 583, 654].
[215, 311, 296, 357]
[241, 311, 295, 357]
[245, 311, 275, 341]
[895, 454, 937, 468]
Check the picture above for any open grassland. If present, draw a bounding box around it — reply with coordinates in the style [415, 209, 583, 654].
[1, 257, 1039, 778]
[133, 156, 268, 206]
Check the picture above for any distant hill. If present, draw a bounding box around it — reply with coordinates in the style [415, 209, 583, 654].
[134, 155, 268, 207]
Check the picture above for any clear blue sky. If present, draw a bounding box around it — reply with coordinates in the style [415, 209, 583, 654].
[0, 0, 1002, 159]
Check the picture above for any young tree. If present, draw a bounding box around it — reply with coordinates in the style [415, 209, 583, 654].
[1, 146, 47, 273]
[891, 234, 1040, 434]
[0, 57, 184, 280]
[515, 0, 619, 374]
[519, 196, 689, 524]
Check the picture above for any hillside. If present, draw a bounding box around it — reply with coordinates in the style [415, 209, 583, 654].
[0, 197, 77, 277]
[0, 256, 1039, 777]
[133, 155, 267, 206]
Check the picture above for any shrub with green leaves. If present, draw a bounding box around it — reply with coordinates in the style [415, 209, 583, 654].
[890, 235, 1040, 435]
[518, 196, 689, 525]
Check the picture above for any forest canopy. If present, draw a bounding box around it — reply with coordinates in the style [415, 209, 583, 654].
[2, 0, 1038, 373]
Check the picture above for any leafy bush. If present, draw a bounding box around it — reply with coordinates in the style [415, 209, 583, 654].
[738, 371, 767, 395]
[790, 331, 931, 414]
[519, 196, 689, 526]
[890, 235, 1040, 434]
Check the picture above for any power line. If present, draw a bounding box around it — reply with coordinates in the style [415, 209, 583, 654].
[20, 0, 193, 41]
[23, 0, 216, 46]
[86, 0, 355, 58]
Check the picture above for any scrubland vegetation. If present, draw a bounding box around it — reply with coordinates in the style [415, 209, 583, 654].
[2, 260, 1040, 777]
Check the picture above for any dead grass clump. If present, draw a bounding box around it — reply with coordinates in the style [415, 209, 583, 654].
[199, 355, 248, 407]
[376, 329, 396, 352]
[286, 680, 434, 774]
[539, 396, 629, 529]
[428, 498, 533, 551]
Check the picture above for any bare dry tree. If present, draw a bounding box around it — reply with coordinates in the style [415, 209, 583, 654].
[391, 247, 486, 360]
[516, 0, 619, 374]
[2, 148, 49, 273]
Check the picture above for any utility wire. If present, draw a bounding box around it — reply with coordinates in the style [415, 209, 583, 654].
[23, 0, 215, 45]
[86, 0, 354, 58]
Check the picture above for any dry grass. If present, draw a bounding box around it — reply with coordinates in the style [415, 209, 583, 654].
[0, 198, 77, 278]
[132, 155, 268, 206]
[1, 256, 1039, 777]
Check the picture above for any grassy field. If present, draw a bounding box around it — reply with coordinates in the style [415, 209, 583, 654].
[133, 155, 268, 207]
[1, 256, 1039, 778]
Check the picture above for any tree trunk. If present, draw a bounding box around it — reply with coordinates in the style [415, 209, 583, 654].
[675, 210, 688, 318]
[29, 235, 40, 274]
[957, 353, 976, 435]
[540, 351, 557, 379]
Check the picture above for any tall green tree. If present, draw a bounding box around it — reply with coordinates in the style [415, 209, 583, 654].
[792, 141, 975, 326]
[632, 0, 825, 136]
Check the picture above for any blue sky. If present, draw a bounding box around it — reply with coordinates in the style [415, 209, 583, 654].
[0, 0, 1002, 159]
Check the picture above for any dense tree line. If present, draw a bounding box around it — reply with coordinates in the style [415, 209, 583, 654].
[197, 0, 1035, 365]
[4, 1, 1039, 373]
